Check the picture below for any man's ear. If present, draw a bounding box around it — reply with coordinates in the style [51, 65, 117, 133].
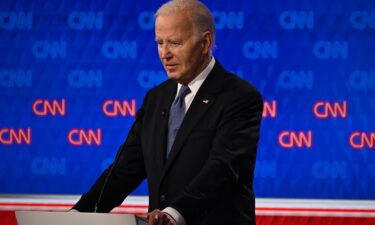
[201, 31, 212, 54]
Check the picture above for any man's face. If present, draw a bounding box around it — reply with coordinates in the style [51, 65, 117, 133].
[155, 12, 208, 85]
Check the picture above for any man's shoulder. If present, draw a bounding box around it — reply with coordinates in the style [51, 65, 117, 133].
[221, 70, 262, 101]
[211, 60, 262, 99]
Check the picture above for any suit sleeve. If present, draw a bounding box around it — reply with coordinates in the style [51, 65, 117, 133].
[170, 89, 263, 223]
[72, 91, 151, 212]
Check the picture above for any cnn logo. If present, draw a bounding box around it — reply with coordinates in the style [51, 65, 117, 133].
[278, 131, 312, 149]
[68, 128, 102, 146]
[349, 132, 374, 149]
[32, 99, 66, 116]
[102, 99, 136, 117]
[0, 128, 31, 145]
[313, 101, 347, 119]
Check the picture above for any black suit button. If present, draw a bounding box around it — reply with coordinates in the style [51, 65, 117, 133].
[160, 195, 166, 202]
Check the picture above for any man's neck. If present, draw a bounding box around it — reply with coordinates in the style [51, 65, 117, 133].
[179, 55, 212, 85]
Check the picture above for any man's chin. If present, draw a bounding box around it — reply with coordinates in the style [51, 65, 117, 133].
[166, 73, 180, 81]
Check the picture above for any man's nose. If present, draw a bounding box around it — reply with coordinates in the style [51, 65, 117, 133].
[160, 44, 172, 59]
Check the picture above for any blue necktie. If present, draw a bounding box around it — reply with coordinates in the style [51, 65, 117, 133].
[167, 85, 191, 157]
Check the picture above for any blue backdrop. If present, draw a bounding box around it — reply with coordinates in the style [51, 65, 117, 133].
[0, 0, 374, 200]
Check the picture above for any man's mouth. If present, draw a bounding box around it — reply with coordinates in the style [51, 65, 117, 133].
[165, 64, 178, 70]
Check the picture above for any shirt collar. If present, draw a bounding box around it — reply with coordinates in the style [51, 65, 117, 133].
[177, 56, 216, 96]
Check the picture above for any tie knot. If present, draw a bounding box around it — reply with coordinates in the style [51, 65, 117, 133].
[173, 85, 191, 107]
[178, 85, 191, 99]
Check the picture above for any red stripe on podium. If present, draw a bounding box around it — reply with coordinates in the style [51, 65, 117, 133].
[0, 211, 17, 225]
[256, 207, 375, 213]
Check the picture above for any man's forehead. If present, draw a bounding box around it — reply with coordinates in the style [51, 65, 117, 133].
[155, 16, 193, 37]
[155, 12, 193, 28]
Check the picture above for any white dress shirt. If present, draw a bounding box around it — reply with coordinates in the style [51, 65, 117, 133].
[175, 57, 215, 112]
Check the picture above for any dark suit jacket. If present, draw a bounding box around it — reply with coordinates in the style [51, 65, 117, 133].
[73, 61, 263, 225]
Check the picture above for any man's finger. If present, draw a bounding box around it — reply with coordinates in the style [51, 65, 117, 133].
[159, 212, 177, 225]
[147, 209, 160, 225]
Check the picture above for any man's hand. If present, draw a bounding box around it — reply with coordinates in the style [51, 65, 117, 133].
[147, 209, 177, 225]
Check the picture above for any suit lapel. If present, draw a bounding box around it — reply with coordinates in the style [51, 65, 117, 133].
[160, 61, 225, 182]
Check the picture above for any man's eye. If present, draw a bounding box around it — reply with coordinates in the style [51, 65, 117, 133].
[170, 41, 181, 46]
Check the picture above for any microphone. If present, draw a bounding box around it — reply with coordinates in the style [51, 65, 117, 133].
[94, 146, 122, 212]
[94, 109, 144, 212]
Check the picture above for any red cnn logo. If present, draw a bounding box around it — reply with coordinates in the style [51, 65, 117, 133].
[68, 128, 102, 146]
[278, 130, 313, 148]
[0, 128, 31, 145]
[349, 132, 375, 149]
[102, 99, 136, 117]
[313, 101, 347, 119]
[32, 99, 66, 116]
[263, 100, 277, 118]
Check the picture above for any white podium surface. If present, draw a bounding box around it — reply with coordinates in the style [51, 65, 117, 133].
[16, 211, 144, 225]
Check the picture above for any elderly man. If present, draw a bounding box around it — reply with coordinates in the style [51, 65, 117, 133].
[73, 1, 263, 225]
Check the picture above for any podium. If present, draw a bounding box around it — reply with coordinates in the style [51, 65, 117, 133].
[15, 211, 147, 225]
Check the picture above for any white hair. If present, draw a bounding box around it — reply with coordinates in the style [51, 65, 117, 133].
[155, 0, 216, 50]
